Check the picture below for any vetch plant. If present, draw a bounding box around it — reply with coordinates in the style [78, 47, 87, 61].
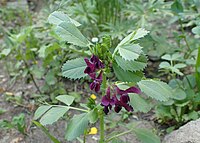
[33, 11, 174, 143]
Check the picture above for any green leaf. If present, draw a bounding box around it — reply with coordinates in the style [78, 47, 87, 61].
[56, 95, 75, 105]
[1, 48, 11, 56]
[174, 63, 186, 69]
[32, 65, 45, 79]
[115, 55, 147, 72]
[132, 28, 150, 41]
[161, 54, 171, 61]
[32, 121, 61, 143]
[14, 26, 32, 43]
[175, 101, 190, 107]
[113, 28, 149, 57]
[172, 88, 186, 100]
[0, 108, 6, 115]
[155, 105, 172, 119]
[62, 58, 87, 79]
[119, 28, 149, 46]
[118, 44, 143, 61]
[88, 108, 98, 123]
[34, 105, 52, 120]
[171, 0, 183, 13]
[40, 107, 69, 125]
[133, 128, 160, 143]
[138, 80, 172, 101]
[38, 46, 47, 58]
[170, 67, 183, 76]
[48, 11, 81, 26]
[129, 94, 152, 113]
[159, 62, 170, 69]
[113, 63, 144, 82]
[171, 53, 182, 61]
[65, 113, 89, 141]
[187, 111, 199, 120]
[162, 100, 174, 106]
[45, 71, 57, 85]
[56, 22, 89, 47]
[192, 26, 200, 35]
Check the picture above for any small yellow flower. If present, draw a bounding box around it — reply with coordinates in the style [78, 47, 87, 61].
[34, 61, 38, 64]
[5, 92, 14, 96]
[90, 94, 97, 100]
[89, 127, 98, 135]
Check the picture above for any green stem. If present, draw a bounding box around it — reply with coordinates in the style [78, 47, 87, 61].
[83, 129, 87, 143]
[196, 47, 200, 91]
[106, 129, 133, 142]
[179, 19, 192, 58]
[52, 105, 89, 113]
[23, 59, 42, 94]
[102, 72, 107, 95]
[99, 110, 105, 143]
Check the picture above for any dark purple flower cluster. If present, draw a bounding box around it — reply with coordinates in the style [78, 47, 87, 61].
[84, 55, 104, 92]
[101, 86, 141, 114]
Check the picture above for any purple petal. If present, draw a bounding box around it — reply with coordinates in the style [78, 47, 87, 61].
[97, 60, 104, 69]
[101, 96, 110, 106]
[90, 55, 98, 63]
[123, 104, 133, 112]
[114, 104, 122, 113]
[125, 86, 141, 94]
[115, 86, 124, 95]
[84, 67, 92, 74]
[106, 87, 111, 98]
[104, 106, 109, 115]
[90, 82, 96, 91]
[84, 58, 96, 73]
[96, 71, 103, 81]
[95, 83, 100, 92]
[120, 94, 130, 103]
[88, 73, 96, 79]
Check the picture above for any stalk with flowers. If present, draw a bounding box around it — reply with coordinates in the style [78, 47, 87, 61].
[33, 11, 173, 143]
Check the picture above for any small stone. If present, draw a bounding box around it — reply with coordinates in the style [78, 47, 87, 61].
[163, 119, 200, 143]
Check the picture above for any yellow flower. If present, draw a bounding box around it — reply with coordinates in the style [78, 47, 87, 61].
[5, 92, 14, 96]
[34, 61, 38, 64]
[89, 127, 98, 135]
[90, 94, 97, 100]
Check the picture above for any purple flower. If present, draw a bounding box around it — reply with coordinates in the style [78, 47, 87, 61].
[113, 94, 133, 113]
[101, 87, 115, 114]
[101, 86, 141, 114]
[113, 86, 141, 113]
[84, 55, 105, 92]
[90, 71, 103, 92]
[84, 55, 104, 77]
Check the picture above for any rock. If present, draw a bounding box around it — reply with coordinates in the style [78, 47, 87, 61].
[163, 118, 200, 143]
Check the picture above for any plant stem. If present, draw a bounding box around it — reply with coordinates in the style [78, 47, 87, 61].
[99, 110, 105, 143]
[21, 58, 42, 94]
[106, 129, 133, 142]
[179, 19, 192, 58]
[83, 129, 87, 143]
[68, 106, 89, 112]
[196, 47, 200, 91]
[52, 105, 89, 113]
[102, 72, 106, 95]
[30, 71, 42, 94]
